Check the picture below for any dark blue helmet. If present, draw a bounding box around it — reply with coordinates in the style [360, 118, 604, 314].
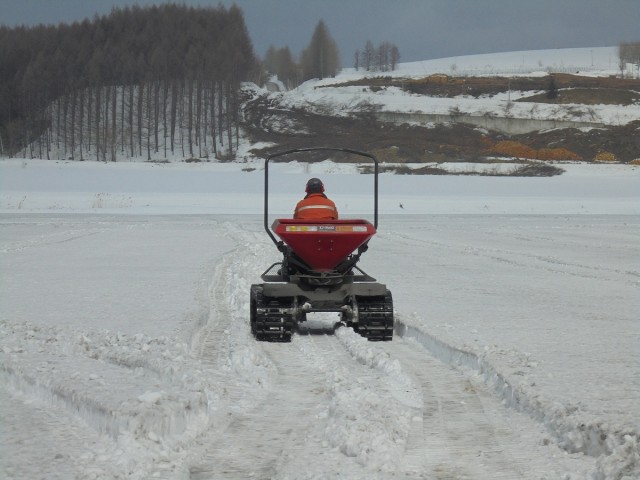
[305, 178, 325, 194]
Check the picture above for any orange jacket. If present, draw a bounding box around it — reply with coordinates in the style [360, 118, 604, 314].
[294, 193, 339, 220]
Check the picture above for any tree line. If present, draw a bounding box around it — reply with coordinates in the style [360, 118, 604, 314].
[0, 4, 257, 160]
[263, 27, 402, 90]
[354, 41, 401, 72]
[263, 20, 341, 90]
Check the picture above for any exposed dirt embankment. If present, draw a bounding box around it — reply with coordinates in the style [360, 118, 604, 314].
[333, 73, 640, 104]
[242, 74, 640, 164]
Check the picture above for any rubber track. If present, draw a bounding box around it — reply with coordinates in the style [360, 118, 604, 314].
[356, 290, 394, 341]
[251, 285, 295, 342]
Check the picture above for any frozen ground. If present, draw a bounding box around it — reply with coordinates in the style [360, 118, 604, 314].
[1, 158, 639, 479]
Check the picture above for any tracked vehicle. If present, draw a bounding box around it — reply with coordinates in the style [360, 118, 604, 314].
[250, 148, 394, 342]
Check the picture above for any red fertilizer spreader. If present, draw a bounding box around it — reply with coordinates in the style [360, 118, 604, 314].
[272, 219, 375, 271]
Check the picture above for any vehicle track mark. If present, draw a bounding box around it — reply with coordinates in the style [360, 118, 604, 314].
[385, 337, 527, 478]
[0, 229, 101, 253]
[189, 339, 329, 480]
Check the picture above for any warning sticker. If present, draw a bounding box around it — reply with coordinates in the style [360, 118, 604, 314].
[286, 226, 318, 232]
[285, 224, 370, 233]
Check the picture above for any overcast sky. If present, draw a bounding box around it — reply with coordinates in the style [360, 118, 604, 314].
[2, 0, 639, 63]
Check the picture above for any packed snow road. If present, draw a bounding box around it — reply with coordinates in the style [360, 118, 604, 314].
[1, 214, 638, 479]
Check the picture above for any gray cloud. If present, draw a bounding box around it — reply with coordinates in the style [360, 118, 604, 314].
[2, 0, 639, 62]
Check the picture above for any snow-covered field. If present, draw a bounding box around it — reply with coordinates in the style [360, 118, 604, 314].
[1, 157, 639, 479]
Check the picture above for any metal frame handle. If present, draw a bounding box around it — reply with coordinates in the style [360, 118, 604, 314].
[264, 147, 379, 247]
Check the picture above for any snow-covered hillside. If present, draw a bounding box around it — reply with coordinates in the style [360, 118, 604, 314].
[1, 156, 639, 479]
[12, 46, 640, 163]
[276, 46, 640, 128]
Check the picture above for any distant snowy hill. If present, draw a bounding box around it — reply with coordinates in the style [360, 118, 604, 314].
[404, 46, 621, 77]
[275, 46, 639, 132]
[334, 46, 621, 81]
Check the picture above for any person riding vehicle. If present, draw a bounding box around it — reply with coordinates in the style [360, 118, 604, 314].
[294, 178, 338, 220]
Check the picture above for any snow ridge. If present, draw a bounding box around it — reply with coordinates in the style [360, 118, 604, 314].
[295, 330, 417, 474]
[0, 322, 211, 478]
[394, 316, 640, 479]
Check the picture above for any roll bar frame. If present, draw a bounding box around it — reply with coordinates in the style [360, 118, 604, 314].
[263, 147, 379, 248]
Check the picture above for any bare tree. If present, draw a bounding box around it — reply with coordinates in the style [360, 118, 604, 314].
[362, 40, 375, 71]
[377, 42, 390, 72]
[265, 46, 299, 88]
[358, 41, 400, 72]
[0, 3, 257, 160]
[301, 20, 340, 80]
[390, 45, 400, 71]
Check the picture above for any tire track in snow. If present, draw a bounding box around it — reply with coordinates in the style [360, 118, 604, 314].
[189, 339, 330, 480]
[184, 228, 301, 479]
[381, 336, 530, 478]
[186, 228, 348, 478]
[191, 328, 419, 479]
[0, 323, 213, 479]
[332, 326, 577, 478]
[0, 377, 123, 480]
[0, 228, 102, 253]
[394, 317, 633, 477]
[187, 221, 597, 478]
[187, 224, 419, 478]
[194, 223, 529, 478]
[305, 328, 419, 476]
[378, 224, 638, 473]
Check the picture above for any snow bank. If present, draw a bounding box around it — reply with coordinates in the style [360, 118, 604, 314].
[396, 316, 639, 461]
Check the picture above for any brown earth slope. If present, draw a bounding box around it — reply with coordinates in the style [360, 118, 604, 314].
[242, 75, 640, 163]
